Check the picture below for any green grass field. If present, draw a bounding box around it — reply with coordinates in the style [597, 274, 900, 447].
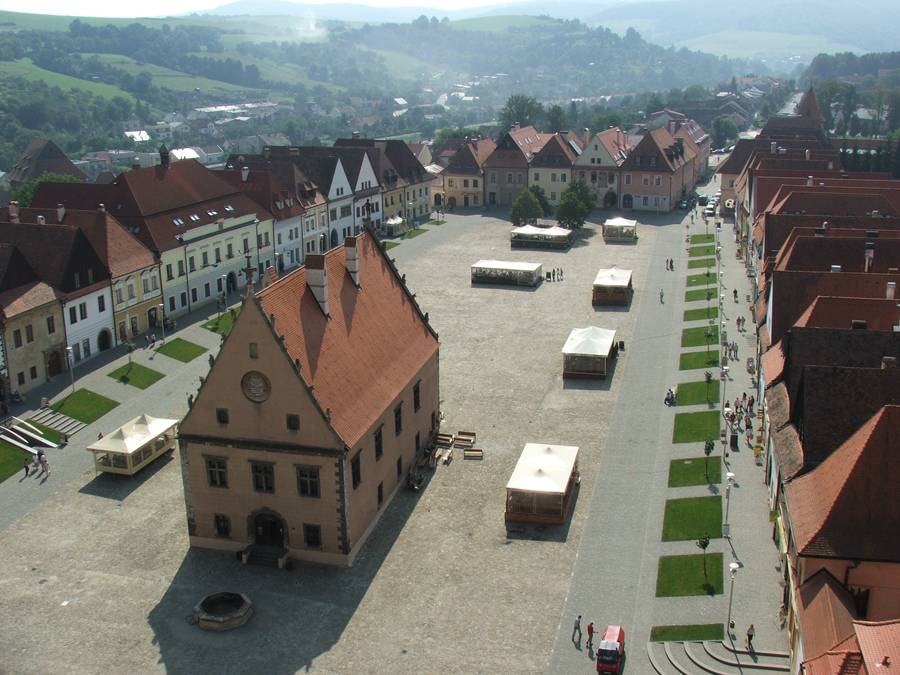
[680, 351, 720, 370]
[202, 306, 241, 337]
[674, 29, 864, 60]
[358, 46, 432, 80]
[84, 53, 256, 93]
[668, 457, 722, 487]
[0, 58, 136, 101]
[0, 439, 28, 484]
[656, 553, 724, 597]
[107, 362, 165, 389]
[449, 15, 555, 31]
[51, 389, 119, 424]
[673, 410, 721, 443]
[156, 338, 207, 363]
[688, 257, 716, 269]
[689, 245, 716, 257]
[650, 624, 724, 642]
[676, 380, 719, 406]
[686, 272, 718, 288]
[402, 228, 429, 240]
[681, 325, 719, 348]
[684, 288, 717, 302]
[662, 496, 722, 540]
[684, 306, 718, 321]
[382, 241, 401, 250]
[690, 234, 715, 245]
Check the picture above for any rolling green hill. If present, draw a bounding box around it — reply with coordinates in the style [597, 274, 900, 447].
[0, 58, 136, 101]
[84, 53, 258, 94]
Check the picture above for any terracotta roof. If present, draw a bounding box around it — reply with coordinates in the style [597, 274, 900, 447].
[795, 297, 900, 331]
[0, 280, 60, 319]
[855, 619, 900, 672]
[797, 87, 825, 124]
[593, 127, 633, 167]
[796, 568, 858, 662]
[445, 138, 496, 176]
[773, 422, 804, 480]
[5, 138, 86, 186]
[529, 133, 579, 168]
[620, 127, 693, 173]
[255, 232, 439, 447]
[768, 190, 899, 219]
[0, 242, 37, 291]
[757, 216, 900, 258]
[762, 339, 786, 386]
[802, 634, 864, 675]
[775, 237, 900, 274]
[786, 405, 900, 560]
[483, 126, 548, 169]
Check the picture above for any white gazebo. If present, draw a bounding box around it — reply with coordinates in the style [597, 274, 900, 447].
[592, 266, 633, 306]
[385, 215, 405, 236]
[562, 326, 618, 379]
[471, 259, 543, 287]
[602, 216, 637, 242]
[505, 443, 580, 524]
[510, 224, 573, 249]
[87, 414, 178, 476]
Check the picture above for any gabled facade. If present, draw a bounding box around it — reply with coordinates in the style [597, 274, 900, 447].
[528, 133, 581, 206]
[619, 128, 694, 211]
[483, 126, 549, 207]
[6, 138, 86, 189]
[178, 232, 440, 567]
[573, 127, 631, 209]
[441, 137, 495, 210]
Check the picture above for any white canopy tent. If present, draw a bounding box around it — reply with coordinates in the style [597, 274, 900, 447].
[562, 327, 618, 378]
[87, 414, 178, 475]
[505, 443, 580, 524]
[510, 224, 573, 249]
[592, 266, 634, 306]
[602, 216, 637, 241]
[471, 259, 543, 286]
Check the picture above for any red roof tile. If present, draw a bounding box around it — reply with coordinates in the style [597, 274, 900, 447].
[795, 297, 900, 331]
[0, 280, 61, 319]
[855, 619, 900, 672]
[796, 568, 858, 662]
[256, 232, 439, 447]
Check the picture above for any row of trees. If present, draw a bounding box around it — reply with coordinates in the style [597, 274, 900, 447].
[510, 179, 597, 229]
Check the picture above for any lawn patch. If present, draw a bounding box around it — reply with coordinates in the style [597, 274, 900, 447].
[51, 389, 119, 424]
[108, 363, 165, 389]
[689, 245, 716, 257]
[668, 457, 722, 487]
[683, 306, 718, 321]
[428, 219, 446, 225]
[679, 351, 720, 370]
[662, 496, 723, 540]
[0, 439, 29, 483]
[382, 241, 401, 250]
[202, 306, 241, 337]
[681, 325, 719, 348]
[675, 381, 720, 406]
[403, 227, 428, 239]
[650, 624, 724, 642]
[156, 338, 207, 363]
[25, 421, 62, 444]
[690, 234, 715, 244]
[688, 257, 716, 269]
[686, 272, 718, 287]
[656, 553, 724, 597]
[685, 288, 717, 302]
[673, 410, 721, 443]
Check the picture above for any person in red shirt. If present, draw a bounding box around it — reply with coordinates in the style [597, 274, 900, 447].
[587, 621, 595, 650]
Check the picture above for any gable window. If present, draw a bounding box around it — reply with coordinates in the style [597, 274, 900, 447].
[655, 175, 661, 186]
[177, 260, 185, 277]
[561, 173, 567, 183]
[413, 381, 421, 412]
[166, 264, 173, 281]
[116, 286, 124, 304]
[214, 514, 231, 537]
[12, 329, 21, 348]
[251, 462, 275, 493]
[303, 523, 322, 548]
[642, 176, 650, 186]
[227, 243, 234, 258]
[202, 251, 209, 267]
[463, 179, 469, 188]
[551, 173, 557, 183]
[624, 174, 631, 186]
[79, 303, 88, 320]
[25, 324, 33, 343]
[394, 403, 403, 436]
[286, 414, 300, 431]
[296, 466, 320, 498]
[205, 457, 228, 488]
[69, 307, 77, 324]
[216, 408, 229, 424]
[98, 296, 105, 313]
[188, 256, 196, 272]
[374, 426, 383, 461]
[473, 179, 479, 188]
[351, 452, 362, 489]
[215, 248, 221, 263]
[46, 316, 55, 334]
[242, 238, 249, 253]
[73, 272, 80, 289]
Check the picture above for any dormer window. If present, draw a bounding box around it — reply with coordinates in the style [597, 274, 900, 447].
[207, 210, 218, 217]
[223, 204, 234, 212]
[74, 272, 81, 289]
[190, 214, 200, 222]
[173, 217, 185, 226]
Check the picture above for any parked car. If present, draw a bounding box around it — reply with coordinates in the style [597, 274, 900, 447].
[596, 625, 626, 673]
[704, 206, 716, 217]
[677, 199, 689, 209]
[698, 195, 709, 206]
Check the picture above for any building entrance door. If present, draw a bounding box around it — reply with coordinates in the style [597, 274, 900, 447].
[254, 513, 284, 547]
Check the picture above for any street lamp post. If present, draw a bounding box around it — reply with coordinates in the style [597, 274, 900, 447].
[723, 471, 736, 537]
[726, 561, 741, 638]
[65, 346, 76, 394]
[158, 304, 166, 343]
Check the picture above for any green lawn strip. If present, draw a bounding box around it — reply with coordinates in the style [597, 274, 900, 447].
[650, 624, 724, 642]
[155, 338, 208, 363]
[686, 272, 718, 287]
[681, 325, 719, 348]
[202, 306, 241, 337]
[679, 350, 720, 370]
[428, 219, 446, 225]
[690, 234, 715, 244]
[685, 288, 717, 302]
[107, 362, 165, 390]
[382, 241, 401, 250]
[403, 227, 429, 239]
[683, 306, 719, 321]
[50, 389, 119, 424]
[656, 553, 724, 597]
[0, 439, 29, 483]
[689, 245, 716, 257]
[662, 496, 723, 541]
[675, 380, 720, 406]
[673, 410, 721, 443]
[688, 257, 716, 269]
[25, 421, 62, 444]
[668, 457, 722, 487]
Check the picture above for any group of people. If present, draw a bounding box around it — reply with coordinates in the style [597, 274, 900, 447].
[664, 388, 676, 406]
[571, 614, 597, 651]
[23, 448, 50, 479]
[664, 258, 675, 271]
[549, 267, 565, 282]
[736, 316, 747, 332]
[726, 340, 740, 361]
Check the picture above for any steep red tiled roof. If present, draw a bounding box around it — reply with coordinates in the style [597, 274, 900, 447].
[795, 297, 900, 331]
[484, 126, 548, 169]
[594, 127, 633, 166]
[762, 340, 786, 386]
[768, 190, 899, 218]
[445, 138, 496, 176]
[620, 128, 693, 173]
[802, 634, 863, 675]
[5, 138, 86, 186]
[256, 232, 439, 447]
[855, 619, 900, 673]
[775, 237, 900, 274]
[529, 133, 579, 168]
[797, 87, 825, 124]
[0, 280, 60, 319]
[786, 405, 900, 560]
[796, 569, 858, 662]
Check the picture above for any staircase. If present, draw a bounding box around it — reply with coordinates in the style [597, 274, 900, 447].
[29, 408, 86, 437]
[244, 546, 283, 568]
[647, 640, 791, 674]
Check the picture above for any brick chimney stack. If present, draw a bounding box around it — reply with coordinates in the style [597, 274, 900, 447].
[8, 200, 19, 223]
[56, 203, 65, 223]
[306, 254, 329, 317]
[345, 237, 360, 287]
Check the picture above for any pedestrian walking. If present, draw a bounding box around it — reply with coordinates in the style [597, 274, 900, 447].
[749, 395, 755, 414]
[38, 454, 47, 476]
[587, 621, 595, 650]
[670, 258, 675, 271]
[572, 614, 582, 646]
[745, 413, 753, 432]
[659, 288, 664, 303]
[552, 269, 556, 282]
[23, 458, 30, 478]
[41, 456, 50, 477]
[560, 268, 564, 281]
[747, 624, 755, 649]
[742, 392, 747, 406]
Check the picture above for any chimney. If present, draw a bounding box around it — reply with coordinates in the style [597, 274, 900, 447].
[56, 203, 65, 223]
[305, 254, 329, 317]
[583, 127, 590, 149]
[830, 264, 842, 272]
[770, 141, 777, 154]
[865, 243, 875, 272]
[827, 161, 834, 170]
[882, 356, 897, 369]
[352, 131, 361, 139]
[36, 215, 46, 225]
[805, 148, 810, 160]
[159, 144, 170, 168]
[98, 203, 106, 213]
[8, 200, 19, 223]
[241, 166, 250, 182]
[887, 281, 896, 299]
[806, 175, 813, 186]
[344, 237, 360, 286]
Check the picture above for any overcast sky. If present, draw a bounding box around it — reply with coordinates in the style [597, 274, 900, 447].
[0, 0, 497, 17]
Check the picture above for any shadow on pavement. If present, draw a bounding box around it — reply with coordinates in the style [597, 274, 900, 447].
[78, 453, 174, 500]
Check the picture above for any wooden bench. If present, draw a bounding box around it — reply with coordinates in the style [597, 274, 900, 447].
[442, 448, 453, 465]
[435, 433, 454, 448]
[464, 448, 484, 460]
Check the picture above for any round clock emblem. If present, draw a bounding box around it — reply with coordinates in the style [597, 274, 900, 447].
[241, 371, 271, 402]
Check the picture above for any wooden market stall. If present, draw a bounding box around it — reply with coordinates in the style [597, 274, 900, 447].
[602, 217, 637, 242]
[471, 260, 543, 287]
[562, 326, 618, 379]
[87, 414, 178, 476]
[505, 443, 580, 524]
[510, 224, 573, 250]
[592, 266, 633, 306]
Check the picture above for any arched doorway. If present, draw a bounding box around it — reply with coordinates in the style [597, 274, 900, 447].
[434, 193, 442, 207]
[330, 229, 338, 249]
[622, 193, 633, 209]
[252, 511, 285, 548]
[147, 307, 158, 328]
[447, 196, 457, 209]
[226, 272, 237, 293]
[46, 350, 62, 378]
[98, 329, 112, 351]
[604, 190, 617, 208]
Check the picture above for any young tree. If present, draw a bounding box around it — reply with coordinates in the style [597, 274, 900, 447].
[696, 533, 711, 576]
[125, 341, 136, 366]
[704, 371, 713, 403]
[704, 439, 715, 483]
[10, 171, 82, 207]
[546, 104, 566, 132]
[500, 95, 543, 129]
[509, 188, 542, 226]
[528, 185, 552, 217]
[556, 178, 596, 229]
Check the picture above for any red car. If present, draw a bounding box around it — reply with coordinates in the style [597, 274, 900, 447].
[596, 625, 625, 673]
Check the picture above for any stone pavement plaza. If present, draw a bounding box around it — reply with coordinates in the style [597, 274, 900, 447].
[0, 207, 783, 674]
